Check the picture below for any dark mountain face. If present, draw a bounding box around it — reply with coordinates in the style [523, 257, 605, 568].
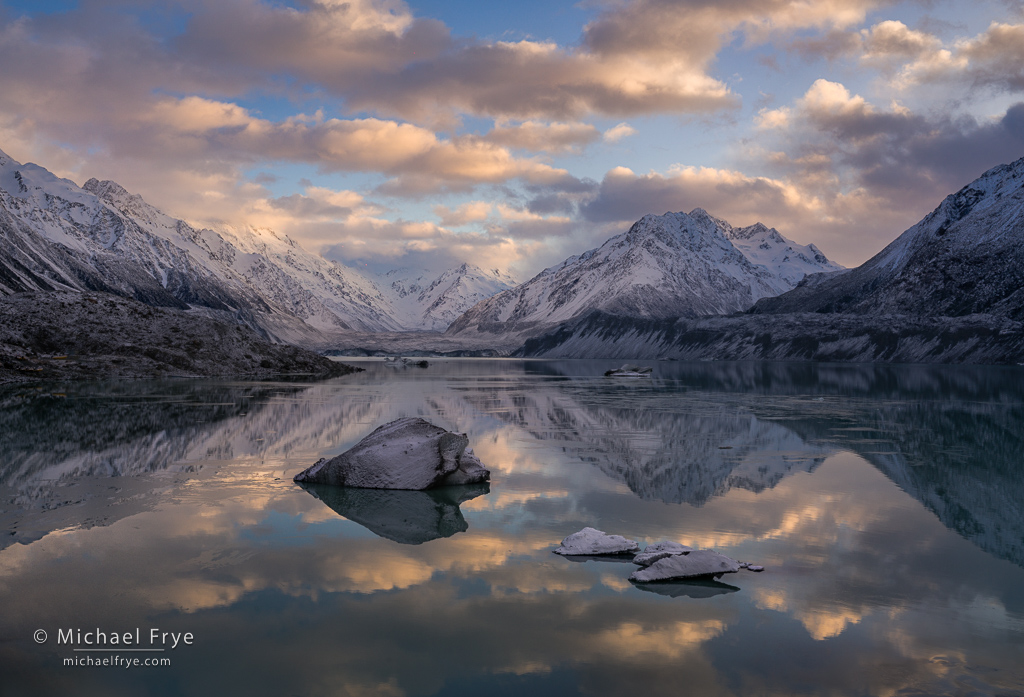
[752, 156, 1024, 319]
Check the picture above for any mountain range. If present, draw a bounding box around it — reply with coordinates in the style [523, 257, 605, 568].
[3, 145, 1022, 366]
[0, 148, 515, 343]
[517, 156, 1024, 363]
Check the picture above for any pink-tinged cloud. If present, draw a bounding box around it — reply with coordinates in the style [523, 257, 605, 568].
[486, 121, 603, 154]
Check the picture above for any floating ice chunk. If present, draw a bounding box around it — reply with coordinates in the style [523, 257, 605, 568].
[604, 364, 653, 377]
[632, 540, 693, 567]
[293, 417, 489, 490]
[553, 527, 640, 556]
[630, 549, 741, 582]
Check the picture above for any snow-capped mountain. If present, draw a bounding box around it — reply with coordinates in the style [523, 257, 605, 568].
[752, 155, 1024, 319]
[0, 148, 514, 340]
[380, 263, 518, 331]
[722, 220, 838, 287]
[447, 208, 841, 338]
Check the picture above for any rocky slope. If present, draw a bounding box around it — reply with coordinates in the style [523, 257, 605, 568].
[447, 209, 840, 342]
[515, 310, 1024, 364]
[752, 156, 1024, 318]
[0, 291, 359, 383]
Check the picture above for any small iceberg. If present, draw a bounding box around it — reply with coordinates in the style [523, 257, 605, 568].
[632, 540, 693, 567]
[553, 527, 640, 556]
[630, 549, 741, 582]
[293, 417, 489, 490]
[604, 364, 652, 377]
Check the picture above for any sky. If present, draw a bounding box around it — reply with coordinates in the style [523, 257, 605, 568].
[1, 0, 1023, 278]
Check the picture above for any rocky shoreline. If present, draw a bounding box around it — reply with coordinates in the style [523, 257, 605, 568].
[0, 291, 359, 384]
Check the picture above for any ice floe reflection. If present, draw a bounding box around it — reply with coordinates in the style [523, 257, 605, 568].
[298, 482, 491, 545]
[1, 360, 1023, 696]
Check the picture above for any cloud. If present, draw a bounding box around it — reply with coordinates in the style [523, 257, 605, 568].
[894, 22, 1024, 93]
[789, 20, 941, 66]
[575, 83, 1024, 267]
[744, 79, 1024, 262]
[603, 122, 637, 142]
[792, 20, 1024, 95]
[486, 121, 602, 154]
[137, 98, 574, 190]
[580, 164, 821, 228]
[434, 201, 493, 227]
[860, 20, 943, 64]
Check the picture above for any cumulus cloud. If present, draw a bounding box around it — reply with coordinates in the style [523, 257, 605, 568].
[3, 0, 1020, 277]
[580, 164, 822, 227]
[792, 19, 1024, 96]
[486, 121, 602, 153]
[603, 122, 637, 142]
[893, 22, 1024, 93]
[860, 20, 943, 64]
[4, 0, 892, 131]
[745, 79, 1024, 261]
[434, 201, 493, 227]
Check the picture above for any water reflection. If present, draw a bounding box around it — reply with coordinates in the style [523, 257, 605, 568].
[1, 361, 1023, 696]
[633, 579, 741, 599]
[2, 361, 1023, 564]
[299, 482, 490, 544]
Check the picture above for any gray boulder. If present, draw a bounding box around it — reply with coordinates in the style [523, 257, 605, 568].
[293, 417, 490, 489]
[553, 527, 640, 556]
[630, 549, 741, 582]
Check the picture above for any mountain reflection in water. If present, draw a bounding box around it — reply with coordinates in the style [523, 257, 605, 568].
[2, 361, 1023, 565]
[1, 360, 1023, 697]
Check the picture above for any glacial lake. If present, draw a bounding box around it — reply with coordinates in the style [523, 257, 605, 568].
[2, 359, 1024, 697]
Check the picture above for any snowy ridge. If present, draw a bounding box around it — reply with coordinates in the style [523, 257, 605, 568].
[0, 148, 515, 340]
[753, 155, 1024, 319]
[447, 208, 841, 339]
[382, 263, 518, 331]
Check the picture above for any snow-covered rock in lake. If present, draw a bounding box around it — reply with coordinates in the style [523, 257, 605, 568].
[630, 549, 741, 582]
[552, 527, 640, 556]
[292, 417, 490, 489]
[633, 541, 693, 567]
[447, 208, 841, 341]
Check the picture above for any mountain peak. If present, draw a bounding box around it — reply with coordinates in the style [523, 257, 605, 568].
[448, 207, 841, 337]
[83, 178, 148, 211]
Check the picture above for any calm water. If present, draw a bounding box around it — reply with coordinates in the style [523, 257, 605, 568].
[2, 359, 1024, 696]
